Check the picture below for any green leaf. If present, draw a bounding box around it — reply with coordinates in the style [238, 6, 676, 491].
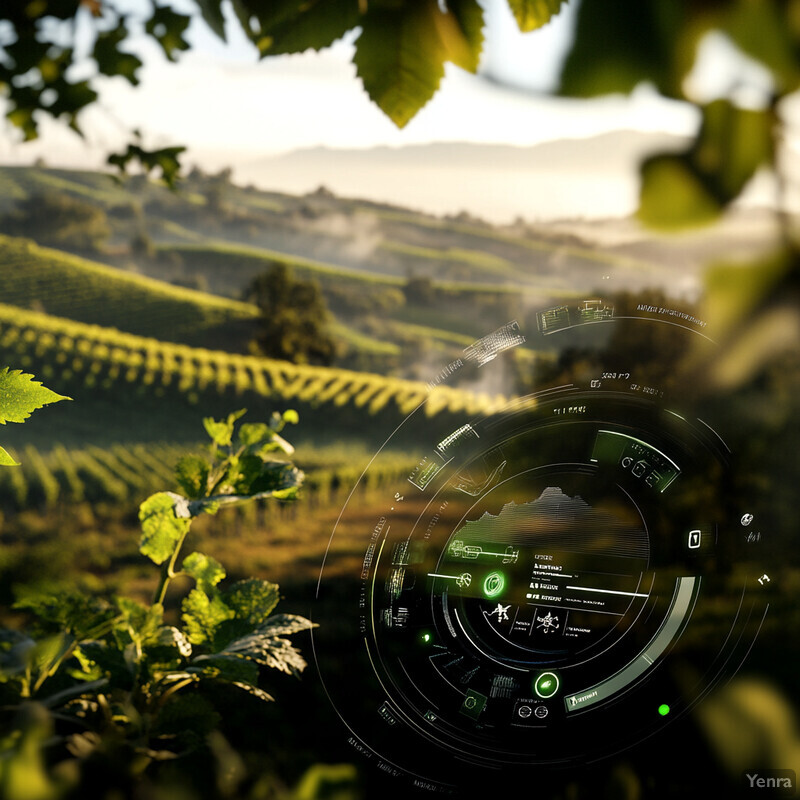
[78, 641, 133, 689]
[114, 598, 165, 654]
[181, 588, 234, 646]
[153, 692, 220, 748]
[238, 422, 271, 448]
[183, 552, 226, 593]
[257, 0, 361, 56]
[227, 453, 263, 495]
[152, 625, 193, 658]
[0, 446, 19, 466]
[0, 368, 69, 425]
[444, 0, 485, 72]
[175, 454, 210, 499]
[249, 613, 316, 638]
[638, 155, 721, 230]
[223, 579, 280, 627]
[28, 633, 74, 686]
[93, 20, 143, 85]
[282, 409, 299, 425]
[14, 591, 116, 640]
[221, 615, 315, 677]
[354, 0, 450, 128]
[638, 100, 774, 229]
[197, 0, 228, 41]
[559, 0, 691, 99]
[189, 653, 259, 685]
[146, 4, 192, 62]
[138, 492, 191, 565]
[230, 681, 274, 703]
[107, 142, 186, 189]
[203, 409, 246, 447]
[507, 0, 568, 32]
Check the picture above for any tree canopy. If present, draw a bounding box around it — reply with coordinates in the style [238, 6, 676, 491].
[245, 263, 337, 367]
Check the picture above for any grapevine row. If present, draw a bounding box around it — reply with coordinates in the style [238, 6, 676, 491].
[0, 303, 506, 419]
[0, 441, 420, 512]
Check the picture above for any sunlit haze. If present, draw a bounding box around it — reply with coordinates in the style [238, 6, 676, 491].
[0, 0, 767, 221]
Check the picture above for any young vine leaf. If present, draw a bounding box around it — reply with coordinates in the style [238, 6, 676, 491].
[0, 368, 70, 465]
[138, 492, 192, 565]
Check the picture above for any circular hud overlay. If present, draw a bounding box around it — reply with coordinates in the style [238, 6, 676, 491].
[312, 315, 771, 793]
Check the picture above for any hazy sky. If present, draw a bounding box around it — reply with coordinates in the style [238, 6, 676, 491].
[0, 1, 700, 169]
[0, 0, 780, 220]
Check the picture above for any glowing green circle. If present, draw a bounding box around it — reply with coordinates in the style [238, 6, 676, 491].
[483, 571, 506, 598]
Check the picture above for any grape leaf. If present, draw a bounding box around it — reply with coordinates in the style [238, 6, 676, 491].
[138, 492, 191, 565]
[223, 579, 280, 626]
[0, 447, 19, 466]
[196, 0, 227, 41]
[638, 100, 773, 229]
[145, 4, 191, 62]
[181, 588, 234, 646]
[220, 615, 316, 676]
[183, 552, 226, 593]
[175, 454, 210, 499]
[559, 0, 690, 99]
[507, 0, 569, 32]
[257, 0, 361, 56]
[93, 20, 142, 85]
[444, 0, 485, 72]
[221, 628, 311, 677]
[203, 409, 246, 447]
[189, 653, 259, 685]
[107, 142, 186, 188]
[354, 0, 450, 129]
[248, 613, 316, 638]
[638, 156, 720, 230]
[0, 368, 69, 426]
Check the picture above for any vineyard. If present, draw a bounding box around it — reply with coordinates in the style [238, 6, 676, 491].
[0, 234, 259, 350]
[0, 302, 508, 446]
[0, 437, 419, 514]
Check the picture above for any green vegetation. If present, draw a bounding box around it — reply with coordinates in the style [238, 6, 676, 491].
[0, 406, 320, 800]
[5, 0, 788, 234]
[0, 191, 110, 253]
[0, 302, 505, 451]
[0, 235, 258, 351]
[245, 264, 336, 366]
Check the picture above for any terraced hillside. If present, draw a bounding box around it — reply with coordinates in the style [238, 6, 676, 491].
[0, 303, 508, 450]
[0, 234, 259, 351]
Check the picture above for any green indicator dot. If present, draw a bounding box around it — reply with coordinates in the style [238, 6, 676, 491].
[534, 671, 560, 699]
[658, 704, 670, 716]
[421, 632, 432, 644]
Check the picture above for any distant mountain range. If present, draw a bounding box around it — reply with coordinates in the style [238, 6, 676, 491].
[239, 130, 689, 222]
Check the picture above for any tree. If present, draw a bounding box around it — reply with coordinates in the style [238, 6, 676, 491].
[245, 263, 337, 367]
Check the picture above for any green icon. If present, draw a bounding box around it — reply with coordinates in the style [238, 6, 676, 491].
[534, 671, 560, 699]
[483, 571, 506, 598]
[420, 631, 432, 644]
[658, 704, 670, 716]
[460, 690, 487, 720]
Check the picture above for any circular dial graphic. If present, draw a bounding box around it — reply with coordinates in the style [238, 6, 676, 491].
[312, 321, 769, 793]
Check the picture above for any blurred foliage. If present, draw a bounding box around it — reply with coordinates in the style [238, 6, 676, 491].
[0, 407, 321, 800]
[0, 190, 111, 252]
[245, 264, 337, 366]
[3, 0, 800, 226]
